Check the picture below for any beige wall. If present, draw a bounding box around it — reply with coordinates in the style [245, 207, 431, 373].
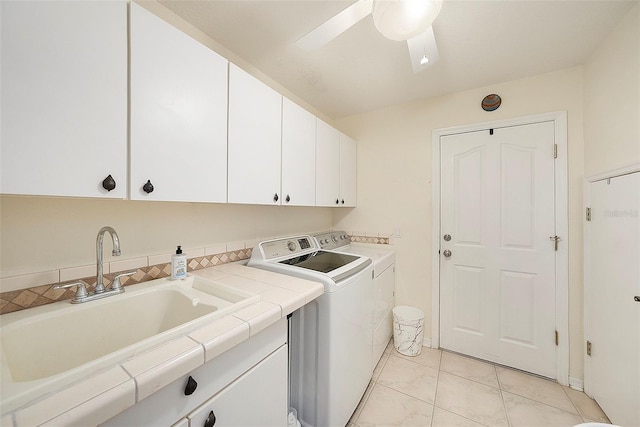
[334, 66, 586, 379]
[0, 196, 332, 278]
[584, 3, 639, 176]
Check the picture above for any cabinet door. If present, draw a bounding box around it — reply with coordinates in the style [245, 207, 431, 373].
[339, 134, 357, 207]
[187, 345, 288, 427]
[228, 64, 282, 205]
[1, 1, 127, 198]
[130, 3, 228, 203]
[281, 98, 316, 206]
[315, 120, 340, 207]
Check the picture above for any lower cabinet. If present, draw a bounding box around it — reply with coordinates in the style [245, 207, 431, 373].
[186, 345, 287, 426]
[102, 319, 287, 427]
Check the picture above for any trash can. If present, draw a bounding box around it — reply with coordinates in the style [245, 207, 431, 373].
[393, 306, 424, 356]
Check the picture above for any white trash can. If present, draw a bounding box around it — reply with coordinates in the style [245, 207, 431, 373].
[393, 306, 424, 356]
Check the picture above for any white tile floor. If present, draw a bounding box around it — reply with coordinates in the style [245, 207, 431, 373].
[348, 342, 611, 427]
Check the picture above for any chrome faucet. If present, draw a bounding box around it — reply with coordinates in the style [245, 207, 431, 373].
[96, 226, 121, 293]
[54, 226, 135, 303]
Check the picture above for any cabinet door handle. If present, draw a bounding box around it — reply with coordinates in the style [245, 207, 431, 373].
[184, 375, 197, 396]
[285, 194, 291, 203]
[335, 198, 339, 205]
[143, 180, 154, 194]
[204, 410, 216, 427]
[102, 174, 116, 192]
[273, 193, 279, 202]
[341, 199, 345, 205]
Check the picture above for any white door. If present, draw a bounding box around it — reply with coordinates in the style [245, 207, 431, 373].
[316, 120, 341, 206]
[586, 171, 640, 427]
[1, 0, 127, 198]
[130, 3, 228, 203]
[281, 98, 316, 206]
[339, 134, 357, 207]
[440, 121, 557, 378]
[228, 64, 282, 205]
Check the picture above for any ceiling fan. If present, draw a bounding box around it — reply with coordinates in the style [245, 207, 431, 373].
[295, 0, 442, 73]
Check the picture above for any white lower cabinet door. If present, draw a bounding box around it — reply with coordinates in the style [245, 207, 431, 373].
[187, 345, 288, 427]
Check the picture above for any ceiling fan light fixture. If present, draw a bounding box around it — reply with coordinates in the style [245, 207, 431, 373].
[373, 0, 442, 41]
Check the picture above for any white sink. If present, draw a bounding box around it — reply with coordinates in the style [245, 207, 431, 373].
[0, 274, 259, 411]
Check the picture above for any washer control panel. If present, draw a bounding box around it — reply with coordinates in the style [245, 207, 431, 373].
[259, 236, 316, 260]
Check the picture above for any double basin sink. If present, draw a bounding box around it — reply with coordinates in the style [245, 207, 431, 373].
[0, 274, 259, 412]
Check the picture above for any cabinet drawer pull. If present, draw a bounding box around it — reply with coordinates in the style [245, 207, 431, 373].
[184, 376, 197, 396]
[143, 180, 154, 194]
[102, 174, 116, 191]
[204, 410, 216, 427]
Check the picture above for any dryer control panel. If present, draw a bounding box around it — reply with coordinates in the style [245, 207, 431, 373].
[314, 231, 350, 251]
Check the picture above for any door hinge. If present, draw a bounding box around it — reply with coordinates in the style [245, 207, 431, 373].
[555, 330, 559, 346]
[586, 207, 591, 221]
[587, 340, 592, 356]
[553, 144, 558, 158]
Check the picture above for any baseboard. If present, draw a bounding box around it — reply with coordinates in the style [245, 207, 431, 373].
[569, 377, 584, 391]
[423, 337, 432, 348]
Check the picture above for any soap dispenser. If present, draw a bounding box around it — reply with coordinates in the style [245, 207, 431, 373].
[171, 246, 187, 280]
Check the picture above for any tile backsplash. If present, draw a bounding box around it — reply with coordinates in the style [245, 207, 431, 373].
[0, 232, 390, 314]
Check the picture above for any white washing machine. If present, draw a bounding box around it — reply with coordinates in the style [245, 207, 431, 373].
[247, 235, 374, 427]
[314, 231, 395, 368]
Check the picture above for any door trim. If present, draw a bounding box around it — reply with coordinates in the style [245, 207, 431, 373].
[583, 162, 640, 397]
[431, 111, 569, 385]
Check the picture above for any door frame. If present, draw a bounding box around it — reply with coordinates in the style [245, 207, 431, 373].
[431, 111, 569, 385]
[583, 162, 640, 396]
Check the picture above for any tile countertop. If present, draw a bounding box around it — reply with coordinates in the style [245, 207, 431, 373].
[1, 263, 324, 427]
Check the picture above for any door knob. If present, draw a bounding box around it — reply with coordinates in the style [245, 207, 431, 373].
[443, 249, 452, 257]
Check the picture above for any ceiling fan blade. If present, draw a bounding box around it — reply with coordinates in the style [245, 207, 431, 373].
[407, 27, 439, 73]
[296, 0, 374, 50]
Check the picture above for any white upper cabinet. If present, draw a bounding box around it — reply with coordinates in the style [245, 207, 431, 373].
[281, 98, 316, 206]
[1, 1, 127, 198]
[315, 120, 341, 207]
[316, 121, 357, 207]
[339, 133, 357, 207]
[228, 64, 283, 205]
[130, 3, 228, 203]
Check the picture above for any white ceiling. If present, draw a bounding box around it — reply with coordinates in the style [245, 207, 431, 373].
[159, 0, 636, 119]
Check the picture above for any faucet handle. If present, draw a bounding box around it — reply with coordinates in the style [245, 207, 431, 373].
[110, 271, 136, 291]
[54, 280, 89, 303]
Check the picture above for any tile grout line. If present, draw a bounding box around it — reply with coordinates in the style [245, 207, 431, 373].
[497, 364, 514, 427]
[560, 385, 588, 422]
